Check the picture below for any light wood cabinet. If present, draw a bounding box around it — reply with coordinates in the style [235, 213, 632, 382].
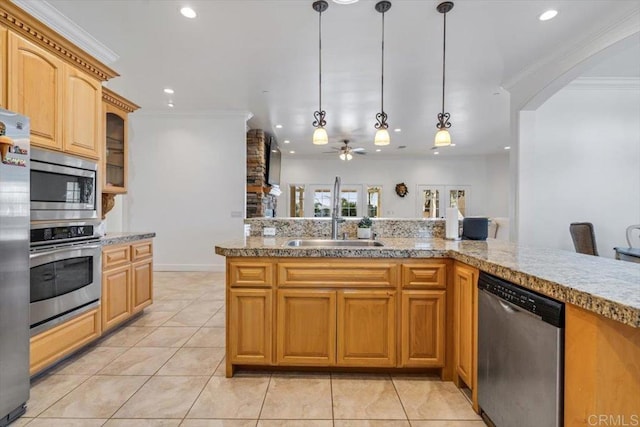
[401, 290, 446, 367]
[102, 240, 153, 332]
[276, 289, 336, 366]
[226, 258, 450, 376]
[64, 66, 101, 158]
[337, 290, 396, 367]
[452, 262, 479, 410]
[7, 31, 64, 151]
[30, 307, 101, 376]
[7, 30, 102, 158]
[228, 288, 273, 366]
[0, 26, 6, 108]
[102, 88, 139, 194]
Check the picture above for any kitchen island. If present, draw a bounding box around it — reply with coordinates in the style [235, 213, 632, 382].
[215, 236, 640, 425]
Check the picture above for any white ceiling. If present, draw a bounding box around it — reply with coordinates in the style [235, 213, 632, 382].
[43, 0, 640, 158]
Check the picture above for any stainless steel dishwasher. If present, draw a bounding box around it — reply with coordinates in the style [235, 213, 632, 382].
[477, 272, 564, 427]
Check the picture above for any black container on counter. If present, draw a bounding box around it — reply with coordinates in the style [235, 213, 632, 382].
[461, 217, 489, 240]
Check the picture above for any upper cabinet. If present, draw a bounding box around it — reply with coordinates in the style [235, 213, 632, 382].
[7, 31, 64, 151]
[1, 1, 119, 159]
[102, 88, 140, 194]
[64, 67, 102, 158]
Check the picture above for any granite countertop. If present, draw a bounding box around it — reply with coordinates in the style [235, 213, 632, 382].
[101, 232, 156, 246]
[215, 237, 640, 328]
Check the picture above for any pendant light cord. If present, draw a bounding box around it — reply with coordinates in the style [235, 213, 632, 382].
[381, 11, 385, 114]
[318, 9, 323, 113]
[441, 11, 446, 115]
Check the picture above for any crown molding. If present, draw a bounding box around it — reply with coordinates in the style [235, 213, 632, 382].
[102, 87, 140, 113]
[0, 1, 118, 80]
[566, 77, 640, 91]
[11, 0, 118, 64]
[504, 8, 640, 91]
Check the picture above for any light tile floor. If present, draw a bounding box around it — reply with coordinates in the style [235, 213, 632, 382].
[17, 272, 485, 427]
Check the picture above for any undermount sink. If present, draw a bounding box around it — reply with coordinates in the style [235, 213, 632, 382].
[285, 239, 384, 248]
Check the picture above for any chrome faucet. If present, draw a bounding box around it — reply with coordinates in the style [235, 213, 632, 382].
[331, 176, 344, 239]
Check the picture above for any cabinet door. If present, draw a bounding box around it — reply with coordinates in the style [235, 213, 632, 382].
[401, 290, 446, 367]
[131, 259, 153, 314]
[337, 290, 396, 367]
[0, 27, 6, 108]
[453, 263, 478, 389]
[102, 264, 131, 332]
[276, 289, 336, 366]
[64, 66, 101, 159]
[104, 106, 128, 193]
[228, 289, 272, 365]
[7, 31, 64, 150]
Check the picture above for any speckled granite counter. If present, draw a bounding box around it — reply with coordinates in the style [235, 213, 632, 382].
[215, 237, 640, 328]
[101, 232, 156, 246]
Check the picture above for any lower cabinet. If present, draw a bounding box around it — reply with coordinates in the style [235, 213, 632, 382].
[102, 240, 153, 333]
[228, 288, 273, 365]
[30, 307, 101, 375]
[227, 258, 452, 376]
[453, 261, 479, 410]
[400, 290, 446, 367]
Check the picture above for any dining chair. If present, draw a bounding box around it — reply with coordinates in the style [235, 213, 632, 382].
[626, 224, 640, 248]
[569, 222, 599, 256]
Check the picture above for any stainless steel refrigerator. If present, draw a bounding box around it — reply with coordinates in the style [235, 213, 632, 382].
[0, 108, 30, 426]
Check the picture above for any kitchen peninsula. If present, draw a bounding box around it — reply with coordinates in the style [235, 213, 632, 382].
[215, 228, 640, 425]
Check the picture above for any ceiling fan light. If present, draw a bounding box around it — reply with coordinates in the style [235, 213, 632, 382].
[347, 152, 353, 161]
[374, 128, 391, 146]
[339, 152, 346, 161]
[313, 127, 329, 145]
[434, 129, 451, 147]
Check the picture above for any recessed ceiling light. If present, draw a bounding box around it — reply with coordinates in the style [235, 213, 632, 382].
[284, 140, 290, 144]
[450, 143, 456, 147]
[289, 150, 295, 154]
[394, 128, 402, 133]
[433, 151, 439, 155]
[167, 102, 174, 108]
[275, 124, 283, 129]
[376, 149, 381, 152]
[539, 10, 558, 21]
[332, 0, 359, 4]
[504, 146, 511, 150]
[180, 6, 197, 18]
[164, 88, 174, 94]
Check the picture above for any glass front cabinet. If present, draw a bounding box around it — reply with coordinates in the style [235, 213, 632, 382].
[102, 87, 139, 194]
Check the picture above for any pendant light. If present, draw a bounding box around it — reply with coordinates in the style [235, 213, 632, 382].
[312, 0, 329, 145]
[374, 1, 392, 146]
[434, 1, 454, 148]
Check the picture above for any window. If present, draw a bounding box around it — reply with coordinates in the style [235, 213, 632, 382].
[313, 189, 331, 217]
[422, 188, 441, 218]
[449, 189, 467, 216]
[341, 189, 358, 217]
[289, 185, 305, 217]
[367, 186, 382, 217]
[417, 185, 470, 218]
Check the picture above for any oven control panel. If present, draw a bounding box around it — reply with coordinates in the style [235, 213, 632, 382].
[31, 224, 96, 245]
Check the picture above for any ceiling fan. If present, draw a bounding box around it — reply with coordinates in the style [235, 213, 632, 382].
[323, 140, 366, 161]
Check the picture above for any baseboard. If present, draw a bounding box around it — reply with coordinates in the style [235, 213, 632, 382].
[154, 264, 225, 272]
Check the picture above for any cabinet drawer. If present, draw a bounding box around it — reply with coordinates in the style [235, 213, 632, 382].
[229, 260, 274, 288]
[30, 307, 101, 375]
[279, 260, 398, 288]
[131, 240, 153, 261]
[401, 262, 447, 289]
[103, 244, 130, 269]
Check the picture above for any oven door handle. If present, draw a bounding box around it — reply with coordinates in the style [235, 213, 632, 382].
[31, 243, 102, 258]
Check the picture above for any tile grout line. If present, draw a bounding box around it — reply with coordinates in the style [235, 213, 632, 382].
[330, 372, 335, 427]
[256, 373, 273, 423]
[389, 374, 412, 424]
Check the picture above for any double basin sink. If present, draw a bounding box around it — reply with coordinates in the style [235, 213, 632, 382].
[285, 239, 384, 248]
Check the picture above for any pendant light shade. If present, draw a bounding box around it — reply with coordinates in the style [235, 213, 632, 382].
[313, 127, 329, 145]
[312, 0, 329, 145]
[374, 1, 392, 146]
[434, 1, 454, 148]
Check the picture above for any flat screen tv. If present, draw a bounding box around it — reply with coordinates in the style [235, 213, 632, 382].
[266, 140, 281, 186]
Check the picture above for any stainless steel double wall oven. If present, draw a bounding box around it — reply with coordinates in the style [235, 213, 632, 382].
[29, 148, 102, 336]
